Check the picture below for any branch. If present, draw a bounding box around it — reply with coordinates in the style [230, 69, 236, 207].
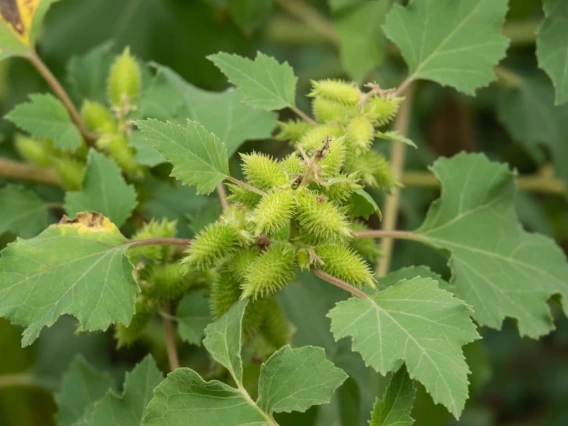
[0, 373, 56, 391]
[128, 238, 192, 248]
[217, 183, 229, 212]
[289, 105, 317, 125]
[377, 83, 416, 277]
[0, 157, 63, 187]
[163, 302, 180, 371]
[313, 269, 370, 299]
[28, 51, 97, 145]
[353, 229, 422, 241]
[277, 0, 339, 47]
[227, 176, 267, 196]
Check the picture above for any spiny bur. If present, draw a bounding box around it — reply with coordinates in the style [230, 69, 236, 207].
[298, 124, 341, 151]
[107, 47, 142, 107]
[348, 222, 381, 263]
[240, 152, 287, 190]
[183, 222, 240, 270]
[54, 157, 85, 191]
[365, 96, 404, 126]
[317, 137, 346, 177]
[275, 119, 312, 143]
[346, 115, 374, 153]
[210, 269, 242, 319]
[259, 298, 290, 349]
[129, 218, 177, 264]
[81, 100, 116, 133]
[114, 300, 152, 348]
[312, 97, 356, 123]
[309, 79, 361, 105]
[296, 190, 351, 243]
[15, 134, 53, 167]
[241, 243, 297, 299]
[251, 189, 296, 235]
[144, 263, 208, 302]
[316, 244, 375, 288]
[226, 183, 262, 208]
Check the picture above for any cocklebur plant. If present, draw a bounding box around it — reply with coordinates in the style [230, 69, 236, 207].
[1, 1, 568, 425]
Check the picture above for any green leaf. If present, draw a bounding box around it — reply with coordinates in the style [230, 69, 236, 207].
[257, 345, 347, 414]
[155, 65, 277, 156]
[142, 368, 267, 426]
[328, 277, 479, 417]
[6, 94, 82, 150]
[65, 150, 138, 227]
[383, 0, 509, 94]
[329, 0, 364, 12]
[537, 0, 568, 105]
[416, 153, 568, 337]
[369, 367, 415, 426]
[208, 52, 297, 111]
[333, 0, 392, 83]
[0, 185, 49, 238]
[348, 189, 381, 220]
[379, 266, 450, 292]
[78, 356, 163, 426]
[176, 291, 212, 346]
[496, 73, 568, 191]
[0, 0, 61, 60]
[203, 299, 248, 383]
[129, 131, 165, 167]
[136, 119, 229, 195]
[227, 0, 275, 34]
[0, 213, 138, 346]
[55, 355, 115, 426]
[67, 42, 115, 104]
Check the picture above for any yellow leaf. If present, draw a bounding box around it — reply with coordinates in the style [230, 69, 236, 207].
[0, 0, 39, 46]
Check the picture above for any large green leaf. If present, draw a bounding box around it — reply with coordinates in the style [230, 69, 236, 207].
[76, 356, 163, 426]
[136, 119, 229, 194]
[537, 0, 568, 105]
[6, 93, 83, 151]
[208, 52, 297, 111]
[65, 150, 138, 227]
[328, 277, 478, 417]
[0, 0, 60, 60]
[416, 153, 568, 338]
[496, 73, 568, 191]
[55, 355, 115, 426]
[0, 185, 49, 238]
[0, 213, 138, 346]
[257, 345, 347, 415]
[370, 367, 415, 426]
[176, 291, 212, 346]
[154, 65, 277, 156]
[383, 0, 509, 94]
[333, 0, 393, 83]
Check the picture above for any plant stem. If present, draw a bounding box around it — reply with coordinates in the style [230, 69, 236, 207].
[0, 373, 56, 391]
[353, 229, 422, 241]
[401, 170, 566, 196]
[27, 51, 97, 144]
[0, 157, 63, 187]
[494, 66, 523, 88]
[313, 269, 370, 299]
[217, 183, 229, 211]
[227, 176, 267, 196]
[163, 302, 180, 371]
[289, 105, 317, 125]
[277, 0, 339, 47]
[128, 238, 192, 248]
[377, 83, 415, 277]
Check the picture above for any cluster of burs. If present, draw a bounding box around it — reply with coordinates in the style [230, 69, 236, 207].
[15, 48, 145, 189]
[119, 80, 403, 354]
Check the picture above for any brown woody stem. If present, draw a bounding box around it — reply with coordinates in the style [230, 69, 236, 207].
[313, 269, 370, 299]
[163, 302, 180, 371]
[0, 158, 63, 187]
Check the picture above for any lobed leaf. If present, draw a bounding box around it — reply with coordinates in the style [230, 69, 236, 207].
[176, 291, 212, 346]
[369, 367, 416, 426]
[383, 0, 509, 94]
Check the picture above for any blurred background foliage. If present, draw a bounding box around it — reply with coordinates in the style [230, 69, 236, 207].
[0, 0, 567, 425]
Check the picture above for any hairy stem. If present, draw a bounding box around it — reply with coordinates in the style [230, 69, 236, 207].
[289, 104, 317, 125]
[313, 269, 370, 299]
[0, 157, 63, 187]
[378, 83, 415, 277]
[353, 229, 422, 241]
[28, 51, 97, 144]
[277, 0, 339, 47]
[128, 238, 192, 248]
[163, 302, 180, 371]
[227, 176, 267, 196]
[217, 183, 229, 211]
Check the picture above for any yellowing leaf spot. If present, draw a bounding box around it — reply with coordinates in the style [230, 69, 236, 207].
[57, 212, 122, 236]
[0, 0, 39, 46]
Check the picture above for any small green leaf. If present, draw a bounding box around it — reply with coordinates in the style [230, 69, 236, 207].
[0, 0, 61, 60]
[328, 277, 479, 417]
[369, 367, 415, 426]
[348, 189, 381, 220]
[142, 369, 267, 426]
[6, 94, 83, 150]
[203, 299, 248, 383]
[67, 42, 115, 104]
[0, 213, 138, 346]
[377, 131, 416, 149]
[129, 131, 165, 167]
[176, 291, 212, 346]
[78, 356, 163, 426]
[208, 51, 297, 111]
[155, 65, 277, 156]
[536, 0, 568, 105]
[383, 0, 509, 94]
[136, 119, 229, 195]
[65, 150, 138, 227]
[334, 0, 392, 82]
[257, 345, 347, 414]
[0, 185, 49, 238]
[55, 355, 115, 426]
[416, 153, 568, 338]
[227, 0, 275, 34]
